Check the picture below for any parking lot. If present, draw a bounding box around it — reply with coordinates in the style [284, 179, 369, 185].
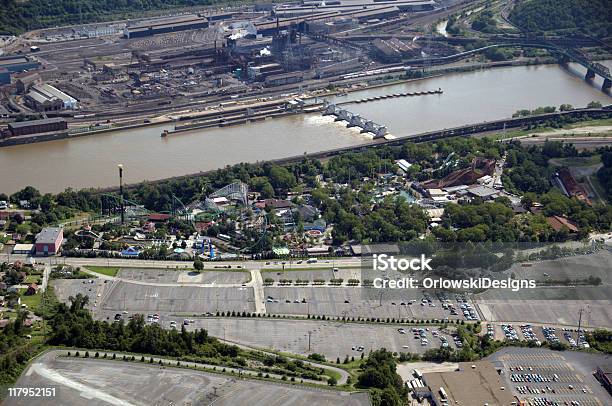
[262, 268, 362, 283]
[487, 347, 611, 406]
[53, 278, 110, 311]
[509, 251, 611, 284]
[7, 351, 370, 406]
[476, 298, 612, 328]
[118, 268, 250, 285]
[263, 287, 474, 321]
[163, 317, 457, 359]
[486, 323, 592, 349]
[97, 281, 255, 315]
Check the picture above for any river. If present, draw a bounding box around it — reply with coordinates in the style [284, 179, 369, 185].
[0, 62, 610, 194]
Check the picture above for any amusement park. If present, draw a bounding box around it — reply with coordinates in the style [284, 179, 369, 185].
[63, 180, 330, 262]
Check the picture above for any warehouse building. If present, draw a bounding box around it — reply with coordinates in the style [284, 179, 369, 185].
[247, 63, 284, 81]
[7, 118, 68, 137]
[14, 71, 41, 94]
[274, 0, 435, 18]
[0, 55, 40, 73]
[371, 38, 419, 62]
[35, 227, 64, 256]
[25, 83, 78, 111]
[0, 68, 10, 85]
[422, 362, 515, 406]
[124, 14, 209, 38]
[265, 71, 304, 86]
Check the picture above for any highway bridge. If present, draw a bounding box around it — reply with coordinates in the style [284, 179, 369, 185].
[559, 47, 611, 90]
[372, 38, 612, 91]
[335, 31, 611, 90]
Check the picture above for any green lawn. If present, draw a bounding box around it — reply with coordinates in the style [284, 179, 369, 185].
[24, 274, 42, 284]
[487, 117, 612, 141]
[18, 290, 41, 310]
[549, 155, 602, 167]
[84, 266, 120, 277]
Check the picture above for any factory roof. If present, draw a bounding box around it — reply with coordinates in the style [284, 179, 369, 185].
[129, 19, 208, 34]
[351, 5, 399, 18]
[129, 14, 208, 30]
[0, 56, 32, 66]
[35, 227, 63, 244]
[29, 84, 76, 104]
[26, 91, 50, 104]
[0, 56, 30, 67]
[8, 117, 66, 129]
[372, 37, 416, 56]
[265, 71, 304, 80]
[255, 11, 341, 31]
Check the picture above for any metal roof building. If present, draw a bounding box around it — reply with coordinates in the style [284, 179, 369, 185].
[26, 83, 78, 110]
[124, 14, 209, 38]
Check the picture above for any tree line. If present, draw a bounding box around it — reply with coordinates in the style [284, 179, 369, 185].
[509, 0, 611, 38]
[50, 294, 240, 360]
[0, 0, 227, 34]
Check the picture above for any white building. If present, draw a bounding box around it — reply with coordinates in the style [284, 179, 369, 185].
[29, 83, 78, 110]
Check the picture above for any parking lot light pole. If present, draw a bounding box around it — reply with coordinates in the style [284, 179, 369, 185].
[308, 331, 312, 352]
[117, 164, 124, 224]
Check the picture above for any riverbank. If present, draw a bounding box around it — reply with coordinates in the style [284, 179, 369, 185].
[1, 61, 610, 194]
[0, 58, 574, 149]
[95, 108, 612, 193]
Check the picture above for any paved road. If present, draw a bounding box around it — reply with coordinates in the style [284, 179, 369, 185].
[251, 269, 266, 314]
[5, 254, 363, 271]
[41, 264, 50, 293]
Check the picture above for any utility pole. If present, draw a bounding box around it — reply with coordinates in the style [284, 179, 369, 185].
[117, 164, 124, 224]
[576, 306, 588, 345]
[576, 307, 583, 346]
[308, 331, 312, 352]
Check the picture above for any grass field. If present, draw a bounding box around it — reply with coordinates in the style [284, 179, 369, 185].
[485, 117, 612, 141]
[549, 155, 602, 167]
[18, 289, 41, 310]
[84, 266, 120, 277]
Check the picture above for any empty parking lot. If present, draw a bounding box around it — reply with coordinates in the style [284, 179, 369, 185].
[7, 351, 370, 406]
[175, 317, 456, 359]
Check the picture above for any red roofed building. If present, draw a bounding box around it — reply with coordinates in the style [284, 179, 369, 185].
[148, 213, 171, 223]
[556, 167, 591, 205]
[546, 215, 579, 233]
[34, 227, 63, 256]
[195, 222, 214, 233]
[263, 199, 293, 210]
